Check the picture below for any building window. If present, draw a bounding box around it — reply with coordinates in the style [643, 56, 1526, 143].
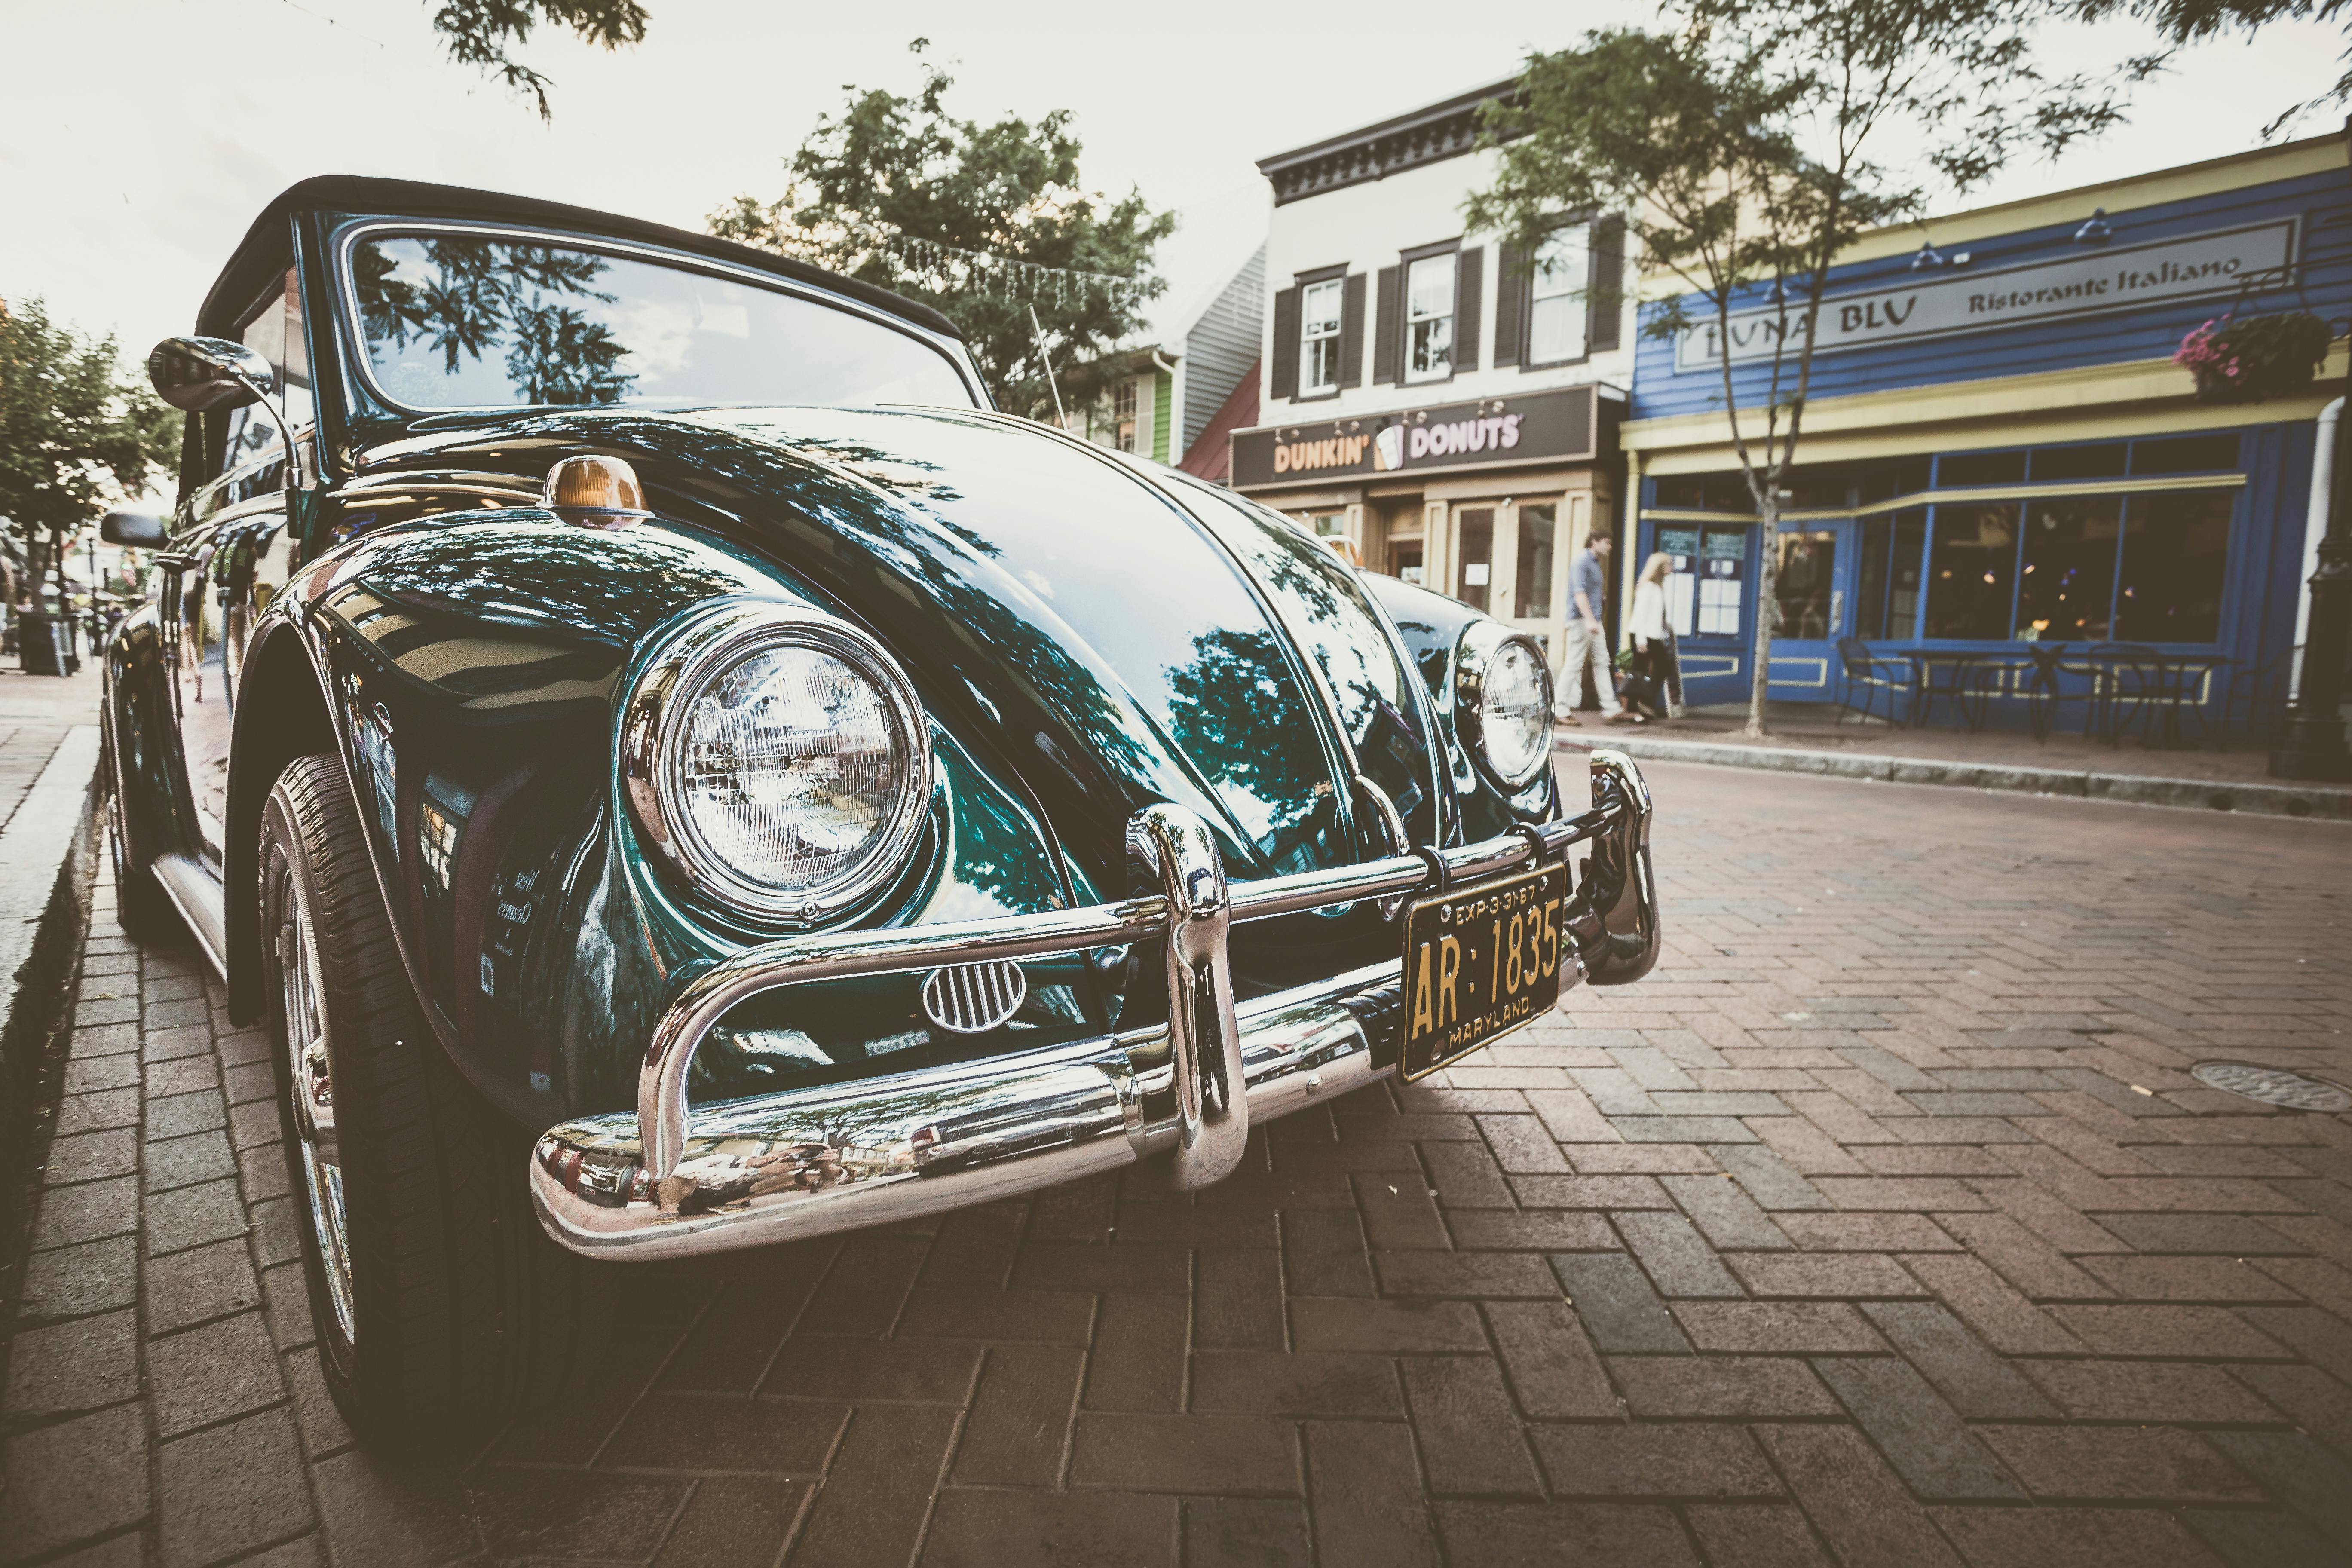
[2016, 495, 2122, 641]
[1113, 379, 1137, 453]
[1527, 229, 1589, 365]
[1773, 529, 1838, 639]
[1301, 279, 1344, 396]
[1455, 508, 1494, 612]
[1516, 504, 1556, 618]
[1923, 504, 2018, 639]
[1405, 253, 1455, 382]
[1908, 487, 2234, 643]
[2117, 489, 2231, 641]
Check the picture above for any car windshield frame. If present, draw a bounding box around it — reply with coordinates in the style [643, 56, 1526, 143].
[331, 218, 983, 418]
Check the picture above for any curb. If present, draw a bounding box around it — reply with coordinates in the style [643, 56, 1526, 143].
[1556, 728, 2352, 821]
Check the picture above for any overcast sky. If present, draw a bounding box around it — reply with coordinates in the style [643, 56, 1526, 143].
[4, 0, 2346, 364]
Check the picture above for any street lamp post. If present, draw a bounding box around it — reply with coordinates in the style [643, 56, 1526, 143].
[2271, 124, 2352, 782]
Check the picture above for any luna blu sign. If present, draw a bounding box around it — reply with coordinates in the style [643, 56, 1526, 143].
[1672, 220, 2297, 372]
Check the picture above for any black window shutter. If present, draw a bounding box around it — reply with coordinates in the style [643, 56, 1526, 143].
[1494, 240, 1523, 368]
[1455, 247, 1483, 373]
[1338, 273, 1366, 389]
[1588, 219, 1625, 352]
[1372, 266, 1400, 385]
[1270, 286, 1301, 402]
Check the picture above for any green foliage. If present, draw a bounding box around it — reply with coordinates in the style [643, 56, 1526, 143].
[1465, 0, 2122, 733]
[709, 43, 1173, 416]
[0, 297, 179, 540]
[429, 0, 649, 119]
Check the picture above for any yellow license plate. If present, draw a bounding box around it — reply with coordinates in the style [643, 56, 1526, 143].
[1399, 860, 1571, 1081]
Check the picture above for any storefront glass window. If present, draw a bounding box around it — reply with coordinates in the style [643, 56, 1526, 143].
[1773, 530, 1838, 638]
[1937, 450, 2027, 487]
[1856, 516, 1891, 639]
[1516, 504, 1556, 618]
[1455, 508, 1494, 612]
[2030, 443, 2127, 481]
[1698, 526, 1746, 636]
[1651, 472, 1751, 511]
[1890, 511, 1927, 638]
[1528, 230, 1589, 365]
[1406, 254, 1455, 382]
[1657, 526, 1700, 636]
[2015, 495, 2121, 640]
[1301, 278, 1344, 395]
[1923, 504, 2019, 639]
[2130, 434, 2239, 474]
[2117, 488, 2232, 641]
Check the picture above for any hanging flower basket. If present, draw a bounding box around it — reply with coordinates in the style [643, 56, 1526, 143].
[2175, 310, 2333, 404]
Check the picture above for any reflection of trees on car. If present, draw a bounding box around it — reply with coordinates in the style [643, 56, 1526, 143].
[353, 238, 636, 404]
[1166, 627, 1335, 864]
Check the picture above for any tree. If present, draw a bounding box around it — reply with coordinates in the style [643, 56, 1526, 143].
[709, 42, 1173, 417]
[428, 0, 649, 119]
[1465, 0, 2123, 736]
[0, 297, 178, 609]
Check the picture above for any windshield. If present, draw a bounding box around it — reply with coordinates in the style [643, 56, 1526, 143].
[347, 231, 976, 412]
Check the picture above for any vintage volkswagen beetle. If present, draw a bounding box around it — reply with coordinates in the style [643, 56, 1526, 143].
[102, 176, 1660, 1445]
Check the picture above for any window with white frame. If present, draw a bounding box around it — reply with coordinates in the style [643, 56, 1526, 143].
[1112, 378, 1137, 453]
[1528, 227, 1589, 365]
[1405, 253, 1455, 382]
[1301, 278, 1344, 395]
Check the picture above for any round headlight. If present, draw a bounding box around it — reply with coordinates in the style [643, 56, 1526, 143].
[1455, 623, 1553, 791]
[622, 603, 931, 926]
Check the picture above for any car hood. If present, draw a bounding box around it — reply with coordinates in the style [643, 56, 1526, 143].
[358, 404, 1436, 891]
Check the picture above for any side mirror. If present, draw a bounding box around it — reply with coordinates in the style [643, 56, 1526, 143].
[101, 511, 170, 548]
[147, 336, 274, 413]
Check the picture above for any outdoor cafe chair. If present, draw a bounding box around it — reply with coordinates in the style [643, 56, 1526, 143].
[2086, 642, 2163, 745]
[2012, 642, 2101, 742]
[1834, 637, 1914, 728]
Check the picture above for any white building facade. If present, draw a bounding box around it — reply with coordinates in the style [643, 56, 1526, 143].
[1232, 82, 1636, 666]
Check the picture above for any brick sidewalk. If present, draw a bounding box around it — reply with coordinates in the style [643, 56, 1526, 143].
[3, 762, 2350, 1567]
[0, 666, 102, 835]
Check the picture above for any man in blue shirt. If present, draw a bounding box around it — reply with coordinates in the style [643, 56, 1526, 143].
[1558, 525, 1641, 725]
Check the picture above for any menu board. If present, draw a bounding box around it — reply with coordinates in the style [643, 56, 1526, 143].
[1699, 528, 1746, 637]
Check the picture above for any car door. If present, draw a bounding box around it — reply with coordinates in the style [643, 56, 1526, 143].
[162, 471, 287, 872]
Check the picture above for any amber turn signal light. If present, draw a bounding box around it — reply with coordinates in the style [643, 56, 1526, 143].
[544, 455, 649, 521]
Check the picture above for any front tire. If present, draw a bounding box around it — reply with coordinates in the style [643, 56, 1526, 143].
[259, 754, 590, 1452]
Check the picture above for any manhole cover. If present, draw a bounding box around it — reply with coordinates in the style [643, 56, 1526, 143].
[2191, 1062, 2352, 1113]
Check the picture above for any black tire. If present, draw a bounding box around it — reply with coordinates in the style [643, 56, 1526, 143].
[259, 753, 591, 1453]
[104, 738, 178, 943]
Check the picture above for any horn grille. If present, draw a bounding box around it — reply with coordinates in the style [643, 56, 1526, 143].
[921, 961, 1027, 1034]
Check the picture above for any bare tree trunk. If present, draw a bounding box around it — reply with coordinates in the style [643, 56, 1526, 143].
[1746, 494, 1778, 738]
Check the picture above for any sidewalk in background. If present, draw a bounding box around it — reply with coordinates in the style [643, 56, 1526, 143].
[1558, 701, 2352, 821]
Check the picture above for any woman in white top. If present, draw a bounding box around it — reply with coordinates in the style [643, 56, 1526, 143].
[1626, 552, 1675, 718]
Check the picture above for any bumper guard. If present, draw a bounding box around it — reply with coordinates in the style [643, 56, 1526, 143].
[530, 752, 1657, 1259]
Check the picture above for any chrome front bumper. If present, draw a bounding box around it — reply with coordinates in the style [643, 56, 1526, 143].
[530, 752, 1658, 1260]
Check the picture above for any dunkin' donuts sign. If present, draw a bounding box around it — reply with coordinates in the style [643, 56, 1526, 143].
[1232, 386, 1597, 490]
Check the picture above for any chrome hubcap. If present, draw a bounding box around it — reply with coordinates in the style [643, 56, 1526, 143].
[278, 870, 355, 1344]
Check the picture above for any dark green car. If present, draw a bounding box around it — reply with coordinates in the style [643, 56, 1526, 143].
[102, 177, 1660, 1449]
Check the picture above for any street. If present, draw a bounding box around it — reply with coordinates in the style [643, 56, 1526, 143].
[4, 759, 2350, 1568]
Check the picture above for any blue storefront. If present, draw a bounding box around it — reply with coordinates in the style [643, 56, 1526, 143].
[1620, 136, 2351, 735]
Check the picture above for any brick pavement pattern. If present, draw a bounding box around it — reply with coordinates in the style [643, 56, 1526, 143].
[5, 760, 2351, 1567]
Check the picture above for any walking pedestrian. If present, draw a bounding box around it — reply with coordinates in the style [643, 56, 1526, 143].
[1624, 551, 1679, 720]
[1557, 525, 1643, 725]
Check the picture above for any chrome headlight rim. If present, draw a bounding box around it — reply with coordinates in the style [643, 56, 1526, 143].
[1454, 621, 1555, 793]
[619, 598, 933, 928]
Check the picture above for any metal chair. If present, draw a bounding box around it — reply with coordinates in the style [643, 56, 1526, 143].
[1834, 638, 1913, 727]
[2086, 643, 2162, 745]
[2015, 642, 2099, 742]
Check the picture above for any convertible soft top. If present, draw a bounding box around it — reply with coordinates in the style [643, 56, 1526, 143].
[196, 175, 964, 343]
